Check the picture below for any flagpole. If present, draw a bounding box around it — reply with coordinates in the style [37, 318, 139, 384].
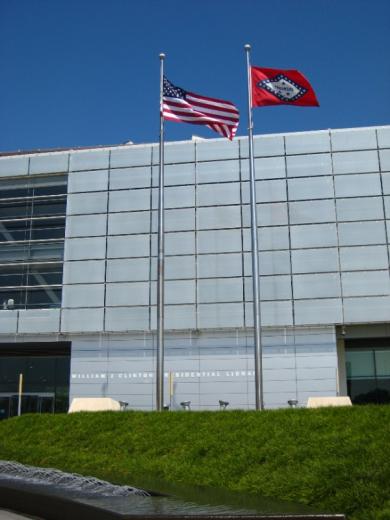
[244, 44, 264, 411]
[156, 52, 166, 411]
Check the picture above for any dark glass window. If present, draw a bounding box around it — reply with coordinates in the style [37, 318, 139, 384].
[0, 174, 67, 309]
[0, 264, 28, 287]
[32, 197, 66, 217]
[0, 220, 30, 242]
[31, 218, 65, 240]
[0, 346, 70, 419]
[30, 241, 64, 261]
[0, 287, 26, 308]
[0, 281, 62, 308]
[34, 184, 67, 197]
[0, 200, 30, 219]
[27, 263, 63, 286]
[0, 176, 67, 200]
[346, 345, 390, 405]
[0, 188, 29, 200]
[26, 287, 61, 307]
[0, 243, 29, 262]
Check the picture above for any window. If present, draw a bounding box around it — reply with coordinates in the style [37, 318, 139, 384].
[0, 175, 67, 309]
[0, 342, 71, 418]
[346, 339, 390, 404]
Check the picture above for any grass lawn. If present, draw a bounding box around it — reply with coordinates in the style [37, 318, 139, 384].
[0, 406, 389, 519]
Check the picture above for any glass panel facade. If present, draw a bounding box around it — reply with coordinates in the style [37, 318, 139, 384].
[0, 175, 67, 309]
[346, 343, 390, 404]
[0, 342, 70, 419]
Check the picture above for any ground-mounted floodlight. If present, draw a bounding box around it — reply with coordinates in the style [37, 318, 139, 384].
[2, 298, 15, 310]
[180, 401, 191, 410]
[287, 399, 298, 408]
[119, 401, 128, 411]
[219, 400, 229, 410]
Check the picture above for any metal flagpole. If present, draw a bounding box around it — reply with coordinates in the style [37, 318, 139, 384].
[244, 44, 264, 410]
[156, 52, 166, 411]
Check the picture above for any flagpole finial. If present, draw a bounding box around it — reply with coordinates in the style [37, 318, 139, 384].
[244, 44, 251, 51]
[159, 53, 166, 60]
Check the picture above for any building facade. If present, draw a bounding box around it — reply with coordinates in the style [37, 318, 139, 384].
[0, 125, 389, 416]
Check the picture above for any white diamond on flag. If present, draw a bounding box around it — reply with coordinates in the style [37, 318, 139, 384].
[257, 74, 307, 102]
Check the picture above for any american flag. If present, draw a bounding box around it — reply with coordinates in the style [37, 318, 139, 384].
[162, 77, 239, 140]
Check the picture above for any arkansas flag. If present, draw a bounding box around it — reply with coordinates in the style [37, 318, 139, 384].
[251, 67, 319, 107]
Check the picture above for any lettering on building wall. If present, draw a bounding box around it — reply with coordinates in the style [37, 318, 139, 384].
[71, 370, 255, 380]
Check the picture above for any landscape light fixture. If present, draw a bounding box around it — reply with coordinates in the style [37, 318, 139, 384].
[2, 299, 15, 310]
[180, 401, 191, 410]
[219, 400, 229, 410]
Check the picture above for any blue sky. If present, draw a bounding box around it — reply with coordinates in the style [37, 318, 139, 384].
[0, 0, 389, 151]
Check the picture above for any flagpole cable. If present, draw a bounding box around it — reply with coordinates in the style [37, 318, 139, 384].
[156, 52, 166, 411]
[244, 44, 264, 410]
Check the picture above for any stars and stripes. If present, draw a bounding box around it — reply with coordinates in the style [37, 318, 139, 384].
[162, 77, 239, 140]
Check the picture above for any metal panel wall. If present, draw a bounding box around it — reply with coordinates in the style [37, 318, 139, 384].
[3, 125, 389, 410]
[1, 125, 389, 334]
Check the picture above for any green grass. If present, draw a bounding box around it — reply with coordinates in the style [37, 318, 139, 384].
[0, 406, 389, 519]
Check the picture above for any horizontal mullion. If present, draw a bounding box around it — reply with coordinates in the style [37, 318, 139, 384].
[0, 261, 63, 268]
[0, 238, 65, 245]
[0, 284, 62, 290]
[0, 216, 66, 225]
[0, 192, 67, 203]
[0, 215, 66, 224]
